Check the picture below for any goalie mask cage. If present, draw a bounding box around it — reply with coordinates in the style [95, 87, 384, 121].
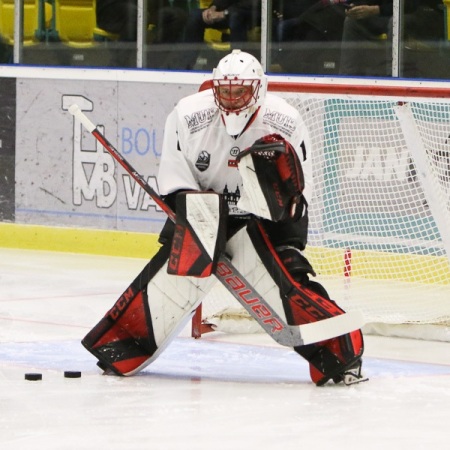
[192, 79, 450, 342]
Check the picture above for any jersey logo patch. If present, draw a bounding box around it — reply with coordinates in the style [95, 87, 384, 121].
[184, 107, 216, 130]
[230, 147, 240, 157]
[228, 146, 240, 167]
[262, 108, 296, 137]
[195, 151, 211, 172]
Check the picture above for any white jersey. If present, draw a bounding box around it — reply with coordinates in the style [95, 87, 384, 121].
[157, 88, 312, 216]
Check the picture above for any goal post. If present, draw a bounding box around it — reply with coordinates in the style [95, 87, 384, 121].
[192, 79, 450, 341]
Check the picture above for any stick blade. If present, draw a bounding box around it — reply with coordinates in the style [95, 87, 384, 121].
[296, 310, 365, 345]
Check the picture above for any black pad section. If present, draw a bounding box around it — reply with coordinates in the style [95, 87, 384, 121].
[276, 246, 316, 277]
[262, 213, 309, 250]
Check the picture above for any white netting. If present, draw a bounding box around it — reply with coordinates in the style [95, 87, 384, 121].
[199, 84, 450, 340]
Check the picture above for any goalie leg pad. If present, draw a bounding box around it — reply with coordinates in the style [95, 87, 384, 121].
[276, 245, 316, 278]
[82, 244, 217, 375]
[168, 191, 228, 277]
[245, 219, 365, 385]
[295, 330, 365, 386]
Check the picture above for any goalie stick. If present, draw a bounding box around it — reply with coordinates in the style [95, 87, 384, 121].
[68, 104, 364, 347]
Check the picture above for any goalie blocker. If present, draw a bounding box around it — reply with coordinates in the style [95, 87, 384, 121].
[82, 190, 365, 386]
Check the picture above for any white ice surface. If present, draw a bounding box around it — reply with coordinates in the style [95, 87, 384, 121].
[1, 248, 450, 450]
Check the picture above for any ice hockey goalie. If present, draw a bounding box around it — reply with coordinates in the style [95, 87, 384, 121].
[82, 49, 367, 386]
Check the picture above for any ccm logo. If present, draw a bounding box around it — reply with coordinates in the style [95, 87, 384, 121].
[216, 262, 284, 333]
[168, 224, 184, 272]
[109, 286, 136, 320]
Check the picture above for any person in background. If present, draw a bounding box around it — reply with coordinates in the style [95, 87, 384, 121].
[147, 0, 189, 68]
[0, 33, 12, 64]
[387, 0, 445, 78]
[96, 0, 188, 67]
[96, 0, 140, 42]
[179, 0, 261, 69]
[339, 0, 393, 76]
[273, 0, 347, 74]
[152, 0, 188, 45]
[96, 0, 187, 42]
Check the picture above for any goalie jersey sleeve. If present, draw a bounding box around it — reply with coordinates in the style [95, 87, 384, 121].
[157, 89, 313, 211]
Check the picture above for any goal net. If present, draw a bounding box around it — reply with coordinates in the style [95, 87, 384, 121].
[194, 80, 450, 342]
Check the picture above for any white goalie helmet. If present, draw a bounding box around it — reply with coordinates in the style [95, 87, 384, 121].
[212, 49, 268, 136]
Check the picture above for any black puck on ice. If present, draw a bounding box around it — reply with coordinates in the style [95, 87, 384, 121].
[25, 373, 42, 381]
[64, 371, 81, 378]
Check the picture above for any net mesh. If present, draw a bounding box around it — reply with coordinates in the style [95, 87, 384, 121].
[199, 85, 450, 339]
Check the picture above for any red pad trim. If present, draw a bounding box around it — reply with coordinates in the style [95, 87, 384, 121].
[113, 356, 150, 375]
[253, 220, 344, 323]
[168, 224, 214, 277]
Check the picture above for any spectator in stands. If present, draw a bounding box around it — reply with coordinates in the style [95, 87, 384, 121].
[152, 0, 188, 45]
[274, 0, 346, 74]
[276, 0, 327, 42]
[96, 1, 187, 43]
[178, 0, 261, 70]
[0, 34, 12, 64]
[339, 0, 393, 76]
[96, 0, 140, 42]
[96, 0, 188, 67]
[387, 0, 445, 77]
[401, 0, 444, 44]
[148, 1, 189, 68]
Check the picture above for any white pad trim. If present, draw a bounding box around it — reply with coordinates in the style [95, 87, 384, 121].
[186, 193, 221, 260]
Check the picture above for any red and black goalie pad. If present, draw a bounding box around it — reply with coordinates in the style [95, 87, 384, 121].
[301, 330, 364, 386]
[81, 244, 170, 376]
[237, 134, 305, 222]
[246, 219, 364, 385]
[167, 192, 228, 277]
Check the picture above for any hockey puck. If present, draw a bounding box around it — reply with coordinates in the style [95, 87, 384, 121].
[25, 373, 42, 381]
[64, 371, 81, 378]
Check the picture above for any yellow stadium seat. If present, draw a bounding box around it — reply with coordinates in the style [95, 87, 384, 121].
[204, 28, 230, 51]
[53, 0, 118, 47]
[444, 0, 450, 40]
[53, 0, 97, 47]
[0, 0, 40, 46]
[199, 0, 231, 51]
